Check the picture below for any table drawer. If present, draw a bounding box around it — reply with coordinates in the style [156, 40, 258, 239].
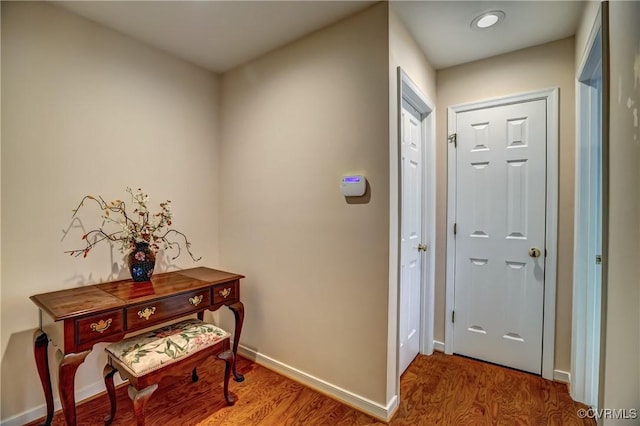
[76, 310, 124, 346]
[126, 289, 211, 329]
[213, 281, 238, 304]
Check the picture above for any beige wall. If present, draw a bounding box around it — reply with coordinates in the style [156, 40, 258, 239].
[219, 3, 391, 406]
[1, 2, 220, 421]
[389, 8, 437, 100]
[435, 37, 576, 372]
[603, 1, 640, 422]
[575, 1, 601, 71]
[387, 5, 436, 402]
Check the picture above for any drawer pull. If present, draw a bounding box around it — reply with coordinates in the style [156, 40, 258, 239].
[90, 318, 112, 333]
[138, 307, 156, 320]
[219, 288, 231, 299]
[189, 295, 204, 306]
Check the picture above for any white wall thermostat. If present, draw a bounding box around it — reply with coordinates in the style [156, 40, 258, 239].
[340, 175, 366, 197]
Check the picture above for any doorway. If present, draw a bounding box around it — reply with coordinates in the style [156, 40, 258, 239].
[572, 2, 608, 409]
[397, 68, 435, 375]
[445, 89, 559, 379]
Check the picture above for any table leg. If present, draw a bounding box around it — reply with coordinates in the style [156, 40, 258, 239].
[33, 330, 53, 426]
[227, 301, 245, 382]
[103, 364, 118, 426]
[59, 351, 91, 426]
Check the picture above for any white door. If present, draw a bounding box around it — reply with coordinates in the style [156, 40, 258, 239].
[399, 100, 423, 374]
[453, 99, 546, 374]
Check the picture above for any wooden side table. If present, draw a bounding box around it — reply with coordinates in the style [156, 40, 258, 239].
[30, 267, 245, 426]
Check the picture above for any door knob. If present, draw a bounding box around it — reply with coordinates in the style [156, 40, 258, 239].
[417, 244, 428, 252]
[528, 247, 541, 258]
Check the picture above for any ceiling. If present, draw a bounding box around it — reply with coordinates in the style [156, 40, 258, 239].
[54, 1, 376, 73]
[54, 1, 585, 73]
[392, 1, 585, 69]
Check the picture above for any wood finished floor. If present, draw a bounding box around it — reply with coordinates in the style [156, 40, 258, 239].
[27, 352, 594, 425]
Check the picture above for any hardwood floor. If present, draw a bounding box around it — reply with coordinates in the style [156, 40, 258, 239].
[26, 352, 594, 425]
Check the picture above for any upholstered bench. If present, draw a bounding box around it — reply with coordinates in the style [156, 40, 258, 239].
[103, 319, 235, 426]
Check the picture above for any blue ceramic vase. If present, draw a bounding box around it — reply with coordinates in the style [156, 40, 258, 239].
[127, 242, 156, 282]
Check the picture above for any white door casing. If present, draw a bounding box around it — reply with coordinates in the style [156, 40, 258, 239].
[453, 99, 546, 374]
[445, 89, 558, 380]
[572, 6, 604, 407]
[395, 68, 436, 382]
[399, 99, 423, 375]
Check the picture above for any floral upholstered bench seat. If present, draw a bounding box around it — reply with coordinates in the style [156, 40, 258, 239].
[103, 319, 235, 426]
[106, 319, 230, 376]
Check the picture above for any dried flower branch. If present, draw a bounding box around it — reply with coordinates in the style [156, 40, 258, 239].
[66, 188, 201, 262]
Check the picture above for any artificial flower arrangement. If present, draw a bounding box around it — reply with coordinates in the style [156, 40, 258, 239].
[67, 187, 200, 280]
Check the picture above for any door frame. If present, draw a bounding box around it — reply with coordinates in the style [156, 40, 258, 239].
[445, 88, 559, 380]
[572, 1, 608, 409]
[397, 67, 436, 362]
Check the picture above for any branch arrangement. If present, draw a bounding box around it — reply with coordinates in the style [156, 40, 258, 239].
[66, 187, 201, 262]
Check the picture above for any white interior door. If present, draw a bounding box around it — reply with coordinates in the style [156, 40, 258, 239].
[453, 99, 547, 374]
[399, 99, 423, 374]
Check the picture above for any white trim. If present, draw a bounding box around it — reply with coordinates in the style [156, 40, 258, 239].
[238, 345, 398, 422]
[0, 381, 107, 426]
[433, 340, 445, 353]
[387, 64, 402, 413]
[425, 94, 437, 357]
[398, 68, 437, 360]
[543, 88, 559, 381]
[572, 5, 603, 409]
[445, 107, 457, 355]
[554, 369, 572, 385]
[2, 344, 401, 426]
[576, 6, 603, 81]
[445, 88, 559, 380]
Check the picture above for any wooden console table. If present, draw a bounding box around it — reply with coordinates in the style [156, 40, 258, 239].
[30, 267, 245, 426]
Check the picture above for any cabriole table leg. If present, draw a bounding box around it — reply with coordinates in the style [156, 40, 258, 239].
[59, 351, 91, 426]
[33, 330, 53, 426]
[227, 301, 245, 382]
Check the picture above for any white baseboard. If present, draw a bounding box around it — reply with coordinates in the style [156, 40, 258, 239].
[0, 381, 107, 426]
[238, 345, 397, 422]
[433, 340, 445, 352]
[553, 369, 571, 384]
[1, 347, 399, 425]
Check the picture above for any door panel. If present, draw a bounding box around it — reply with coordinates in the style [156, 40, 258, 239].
[399, 100, 422, 374]
[453, 99, 546, 374]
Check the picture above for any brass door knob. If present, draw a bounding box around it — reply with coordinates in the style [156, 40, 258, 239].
[528, 247, 541, 258]
[417, 244, 428, 252]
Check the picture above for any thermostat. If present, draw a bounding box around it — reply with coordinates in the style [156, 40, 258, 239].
[340, 175, 366, 197]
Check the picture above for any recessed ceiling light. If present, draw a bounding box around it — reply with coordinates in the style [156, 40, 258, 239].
[471, 10, 506, 30]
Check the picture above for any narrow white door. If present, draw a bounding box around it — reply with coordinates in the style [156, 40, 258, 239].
[453, 99, 546, 374]
[399, 100, 423, 374]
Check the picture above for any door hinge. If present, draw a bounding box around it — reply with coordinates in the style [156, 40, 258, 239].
[448, 133, 457, 148]
[452, 311, 455, 323]
[453, 223, 457, 236]
[596, 255, 602, 265]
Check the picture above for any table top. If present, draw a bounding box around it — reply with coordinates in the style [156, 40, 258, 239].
[30, 267, 244, 321]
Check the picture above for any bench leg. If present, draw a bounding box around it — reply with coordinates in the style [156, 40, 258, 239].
[217, 349, 235, 406]
[128, 384, 158, 426]
[103, 364, 118, 425]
